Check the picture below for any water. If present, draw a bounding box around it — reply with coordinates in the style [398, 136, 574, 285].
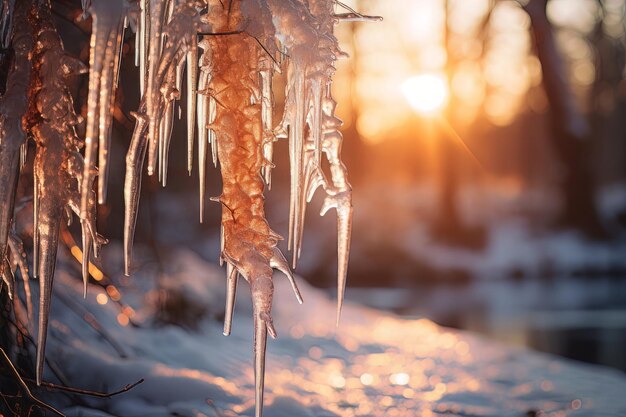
[346, 276, 626, 372]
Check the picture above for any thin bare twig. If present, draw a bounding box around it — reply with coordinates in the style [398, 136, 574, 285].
[2, 308, 71, 386]
[197, 30, 244, 36]
[25, 377, 145, 398]
[0, 347, 65, 417]
[252, 36, 279, 66]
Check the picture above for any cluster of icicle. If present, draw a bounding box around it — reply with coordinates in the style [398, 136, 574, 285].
[0, 1, 379, 415]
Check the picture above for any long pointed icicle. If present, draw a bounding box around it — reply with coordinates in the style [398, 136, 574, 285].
[26, 1, 96, 384]
[123, 106, 148, 276]
[186, 34, 198, 175]
[124, 0, 208, 261]
[81, 0, 127, 215]
[223, 262, 238, 336]
[319, 94, 353, 325]
[8, 230, 33, 320]
[0, 0, 33, 283]
[275, 0, 354, 322]
[300, 0, 356, 319]
[270, 247, 303, 304]
[266, 0, 318, 270]
[96, 17, 126, 203]
[1, 257, 15, 300]
[197, 39, 210, 221]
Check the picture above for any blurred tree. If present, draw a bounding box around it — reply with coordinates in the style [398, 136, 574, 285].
[432, 0, 488, 248]
[524, 0, 605, 237]
[589, 0, 626, 191]
[435, 0, 465, 242]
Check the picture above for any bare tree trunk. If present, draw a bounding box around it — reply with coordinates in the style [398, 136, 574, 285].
[436, 0, 463, 234]
[524, 0, 605, 237]
[432, 0, 486, 247]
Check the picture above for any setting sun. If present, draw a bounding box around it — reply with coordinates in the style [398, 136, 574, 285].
[402, 74, 449, 114]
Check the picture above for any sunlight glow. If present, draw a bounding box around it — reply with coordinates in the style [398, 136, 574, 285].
[402, 74, 448, 114]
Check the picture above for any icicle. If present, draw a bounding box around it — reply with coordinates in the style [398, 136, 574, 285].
[35, 210, 60, 385]
[81, 222, 92, 297]
[129, 0, 208, 215]
[161, 100, 175, 187]
[265, 0, 319, 269]
[139, 0, 147, 93]
[1, 256, 14, 300]
[260, 66, 274, 187]
[320, 189, 352, 324]
[269, 248, 303, 304]
[250, 271, 276, 417]
[96, 21, 124, 204]
[32, 173, 39, 279]
[0, 0, 15, 50]
[197, 88, 208, 222]
[253, 307, 268, 417]
[287, 69, 306, 268]
[270, 0, 356, 322]
[134, 5, 141, 67]
[333, 1, 383, 22]
[0, 0, 33, 277]
[26, 1, 97, 384]
[81, 0, 127, 215]
[319, 94, 353, 324]
[68, 189, 94, 297]
[209, 107, 218, 167]
[186, 34, 198, 175]
[19, 143, 27, 171]
[8, 231, 32, 320]
[145, 0, 169, 175]
[219, 223, 224, 266]
[123, 107, 149, 275]
[223, 262, 238, 336]
[196, 41, 210, 220]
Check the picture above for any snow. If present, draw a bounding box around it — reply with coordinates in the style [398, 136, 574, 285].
[341, 182, 626, 284]
[32, 246, 626, 417]
[409, 220, 626, 278]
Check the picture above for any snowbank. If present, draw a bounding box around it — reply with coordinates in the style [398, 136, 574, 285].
[35, 248, 626, 416]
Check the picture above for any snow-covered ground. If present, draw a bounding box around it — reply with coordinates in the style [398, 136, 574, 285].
[344, 182, 626, 281]
[30, 247, 626, 417]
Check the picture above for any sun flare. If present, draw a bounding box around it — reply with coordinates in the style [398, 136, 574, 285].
[401, 74, 449, 114]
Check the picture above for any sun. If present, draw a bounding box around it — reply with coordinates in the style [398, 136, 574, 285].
[401, 74, 449, 114]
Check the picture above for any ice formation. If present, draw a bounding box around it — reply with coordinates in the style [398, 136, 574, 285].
[0, 1, 379, 415]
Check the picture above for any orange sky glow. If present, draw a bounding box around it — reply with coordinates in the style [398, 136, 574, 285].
[331, 0, 619, 144]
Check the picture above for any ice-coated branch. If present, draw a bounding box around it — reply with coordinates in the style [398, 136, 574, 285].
[204, 3, 280, 416]
[0, 0, 33, 295]
[25, 0, 98, 385]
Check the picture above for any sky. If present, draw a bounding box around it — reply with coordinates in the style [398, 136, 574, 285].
[331, 0, 620, 144]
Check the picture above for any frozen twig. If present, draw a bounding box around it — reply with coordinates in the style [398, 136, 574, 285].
[25, 377, 144, 398]
[0, 348, 65, 417]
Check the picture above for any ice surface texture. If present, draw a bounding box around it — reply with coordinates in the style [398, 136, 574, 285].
[0, 1, 379, 416]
